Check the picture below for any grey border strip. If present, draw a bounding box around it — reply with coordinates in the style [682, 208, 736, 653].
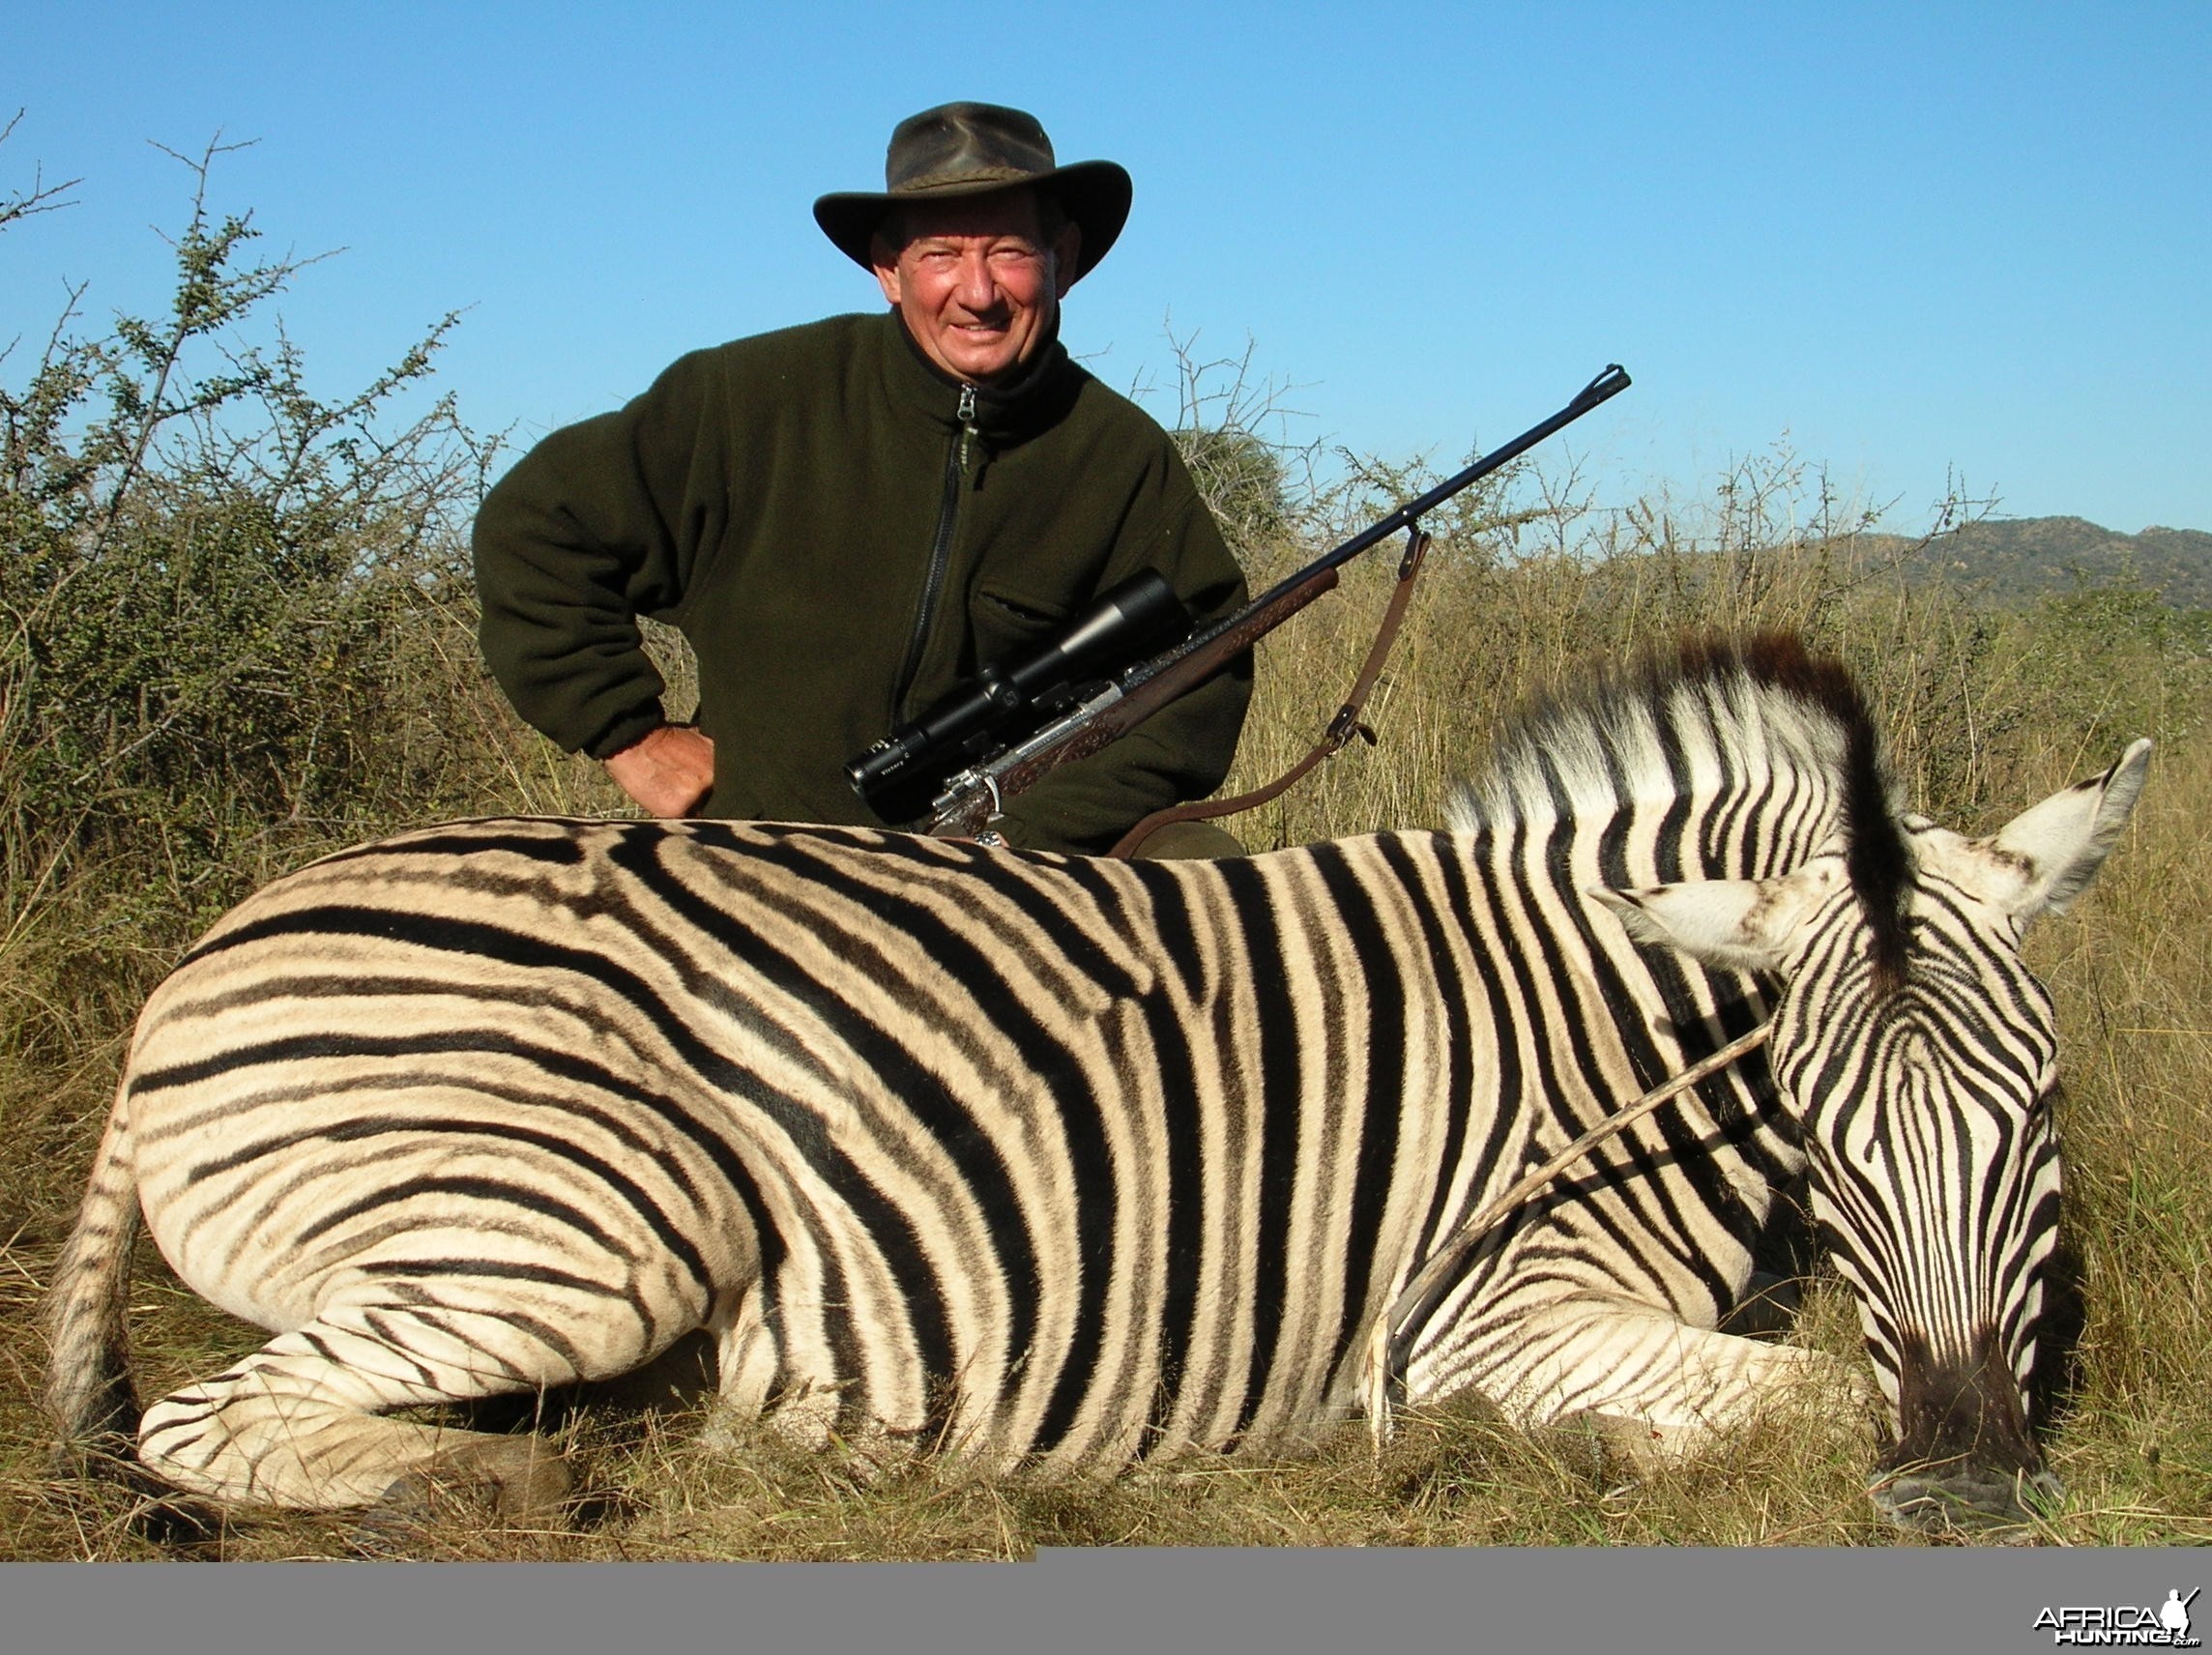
[6, 1549, 2208, 1655]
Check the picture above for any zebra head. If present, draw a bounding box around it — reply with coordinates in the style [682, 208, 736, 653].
[1595, 738, 2150, 1529]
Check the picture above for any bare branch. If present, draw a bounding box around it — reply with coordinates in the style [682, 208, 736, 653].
[0, 109, 84, 234]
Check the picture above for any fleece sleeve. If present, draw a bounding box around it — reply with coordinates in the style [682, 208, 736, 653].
[471, 352, 731, 761]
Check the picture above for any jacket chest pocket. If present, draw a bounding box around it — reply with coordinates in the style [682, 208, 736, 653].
[966, 580, 1076, 674]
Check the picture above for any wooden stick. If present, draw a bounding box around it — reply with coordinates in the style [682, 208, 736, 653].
[1362, 1018, 1776, 1444]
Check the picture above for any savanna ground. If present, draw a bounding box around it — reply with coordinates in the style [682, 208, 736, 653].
[2, 137, 2208, 1559]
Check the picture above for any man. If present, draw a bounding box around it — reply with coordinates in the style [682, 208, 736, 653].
[472, 102, 1250, 855]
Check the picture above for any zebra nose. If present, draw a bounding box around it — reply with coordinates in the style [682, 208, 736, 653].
[1873, 1464, 2063, 1533]
[1874, 1326, 2052, 1531]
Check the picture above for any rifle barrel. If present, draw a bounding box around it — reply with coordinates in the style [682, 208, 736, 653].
[1124, 363, 1632, 694]
[925, 363, 1632, 834]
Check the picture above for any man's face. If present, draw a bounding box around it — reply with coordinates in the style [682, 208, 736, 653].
[872, 189, 1081, 385]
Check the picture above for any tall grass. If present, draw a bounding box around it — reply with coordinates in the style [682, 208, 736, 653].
[2, 144, 2206, 1557]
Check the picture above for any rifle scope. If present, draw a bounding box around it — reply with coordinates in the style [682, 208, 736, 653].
[846, 569, 1191, 805]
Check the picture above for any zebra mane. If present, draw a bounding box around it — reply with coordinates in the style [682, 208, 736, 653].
[1447, 631, 1913, 988]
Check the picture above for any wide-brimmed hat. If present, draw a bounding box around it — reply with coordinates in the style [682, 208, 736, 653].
[813, 102, 1132, 282]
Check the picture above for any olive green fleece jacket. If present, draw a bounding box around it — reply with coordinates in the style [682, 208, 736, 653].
[472, 310, 1251, 854]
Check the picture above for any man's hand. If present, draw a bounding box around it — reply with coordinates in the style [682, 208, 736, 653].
[604, 724, 716, 818]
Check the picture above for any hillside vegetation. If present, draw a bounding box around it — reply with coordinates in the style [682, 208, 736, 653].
[3, 145, 2208, 1559]
[1911, 516, 2212, 610]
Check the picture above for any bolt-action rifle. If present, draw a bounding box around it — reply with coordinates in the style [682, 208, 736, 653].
[845, 363, 1631, 845]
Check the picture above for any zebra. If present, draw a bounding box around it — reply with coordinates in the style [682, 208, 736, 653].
[46, 634, 2147, 1529]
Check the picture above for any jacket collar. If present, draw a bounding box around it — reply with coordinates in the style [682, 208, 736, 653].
[879, 309, 1080, 440]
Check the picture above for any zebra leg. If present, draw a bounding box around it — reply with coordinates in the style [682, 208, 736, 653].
[701, 1283, 866, 1461]
[1478, 1292, 1869, 1464]
[136, 1298, 575, 1514]
[699, 1282, 786, 1454]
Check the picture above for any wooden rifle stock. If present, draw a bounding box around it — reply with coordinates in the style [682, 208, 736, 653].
[925, 363, 1631, 840]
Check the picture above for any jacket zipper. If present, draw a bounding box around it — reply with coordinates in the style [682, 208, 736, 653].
[892, 382, 977, 719]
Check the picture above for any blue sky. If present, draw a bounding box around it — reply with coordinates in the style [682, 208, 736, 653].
[4, 2, 2207, 533]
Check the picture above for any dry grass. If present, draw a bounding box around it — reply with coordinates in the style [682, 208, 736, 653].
[2015, 721, 2212, 1545]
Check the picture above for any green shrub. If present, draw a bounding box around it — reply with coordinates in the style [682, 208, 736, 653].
[0, 136, 612, 1068]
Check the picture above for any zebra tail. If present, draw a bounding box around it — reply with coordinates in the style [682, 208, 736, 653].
[44, 1077, 143, 1468]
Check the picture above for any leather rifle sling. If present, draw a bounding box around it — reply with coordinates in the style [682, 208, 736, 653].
[1110, 528, 1433, 859]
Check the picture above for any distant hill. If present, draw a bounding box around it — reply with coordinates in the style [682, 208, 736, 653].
[1914, 516, 2212, 609]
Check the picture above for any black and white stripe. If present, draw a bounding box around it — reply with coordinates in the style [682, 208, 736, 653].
[45, 635, 2147, 1524]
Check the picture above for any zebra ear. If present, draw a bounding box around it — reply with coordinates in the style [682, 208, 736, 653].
[1588, 863, 1837, 975]
[1965, 739, 2152, 922]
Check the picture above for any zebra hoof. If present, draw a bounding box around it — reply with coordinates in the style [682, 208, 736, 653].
[49, 1442, 229, 1547]
[377, 1436, 575, 1524]
[479, 1438, 575, 1520]
[129, 1490, 230, 1547]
